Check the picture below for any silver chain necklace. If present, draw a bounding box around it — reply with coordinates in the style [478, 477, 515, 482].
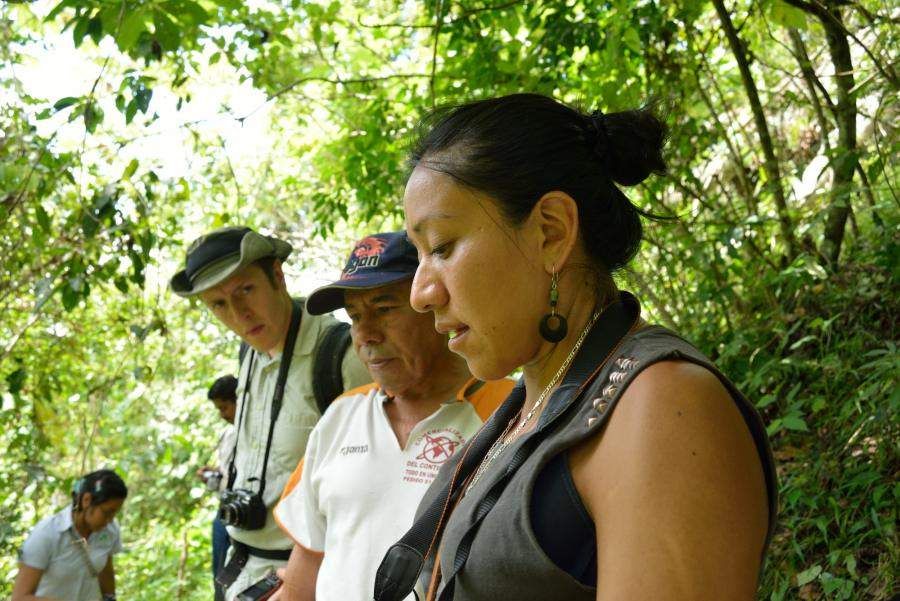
[466, 309, 602, 494]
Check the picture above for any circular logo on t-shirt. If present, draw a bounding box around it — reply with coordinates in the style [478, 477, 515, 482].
[416, 429, 464, 465]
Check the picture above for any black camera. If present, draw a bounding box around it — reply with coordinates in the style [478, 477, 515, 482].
[218, 488, 267, 530]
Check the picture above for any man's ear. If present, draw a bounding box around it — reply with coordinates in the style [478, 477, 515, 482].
[272, 259, 287, 290]
[529, 191, 580, 273]
[81, 492, 93, 510]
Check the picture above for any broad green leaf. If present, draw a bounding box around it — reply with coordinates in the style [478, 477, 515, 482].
[83, 102, 103, 133]
[173, 0, 210, 25]
[72, 15, 91, 47]
[53, 96, 80, 111]
[622, 27, 641, 53]
[134, 86, 152, 113]
[34, 277, 54, 311]
[153, 11, 181, 51]
[6, 368, 27, 395]
[770, 1, 807, 29]
[61, 283, 79, 310]
[82, 212, 99, 238]
[125, 99, 138, 124]
[34, 204, 51, 233]
[123, 159, 140, 179]
[117, 10, 147, 51]
[796, 564, 822, 586]
[87, 16, 103, 44]
[782, 415, 809, 432]
[44, 0, 79, 22]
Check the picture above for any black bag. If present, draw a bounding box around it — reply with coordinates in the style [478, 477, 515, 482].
[311, 321, 352, 413]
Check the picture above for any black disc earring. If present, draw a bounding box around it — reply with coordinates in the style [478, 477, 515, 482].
[539, 269, 568, 342]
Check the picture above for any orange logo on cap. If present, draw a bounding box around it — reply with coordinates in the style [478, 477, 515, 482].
[342, 236, 387, 278]
[353, 237, 387, 259]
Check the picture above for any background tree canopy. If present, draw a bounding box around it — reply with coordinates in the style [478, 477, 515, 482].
[0, 0, 896, 599]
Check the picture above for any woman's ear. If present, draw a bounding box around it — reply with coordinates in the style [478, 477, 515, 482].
[529, 191, 580, 273]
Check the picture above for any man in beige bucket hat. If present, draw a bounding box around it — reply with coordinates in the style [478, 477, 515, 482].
[171, 226, 371, 600]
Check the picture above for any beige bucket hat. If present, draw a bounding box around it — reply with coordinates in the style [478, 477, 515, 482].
[169, 226, 292, 297]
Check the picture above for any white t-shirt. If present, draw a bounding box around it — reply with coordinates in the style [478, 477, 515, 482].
[275, 378, 513, 601]
[19, 507, 122, 601]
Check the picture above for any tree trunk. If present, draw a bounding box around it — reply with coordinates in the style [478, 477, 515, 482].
[711, 0, 799, 260]
[818, 6, 856, 266]
[788, 28, 832, 154]
[782, 1, 859, 267]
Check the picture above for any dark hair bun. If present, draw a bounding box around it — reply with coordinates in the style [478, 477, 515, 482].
[600, 106, 667, 186]
[410, 93, 667, 274]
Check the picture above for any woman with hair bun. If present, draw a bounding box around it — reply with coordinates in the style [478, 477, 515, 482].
[12, 469, 127, 601]
[392, 93, 777, 600]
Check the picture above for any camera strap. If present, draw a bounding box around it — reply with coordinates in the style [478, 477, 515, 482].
[226, 299, 304, 496]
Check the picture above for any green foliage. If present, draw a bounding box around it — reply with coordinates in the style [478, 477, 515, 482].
[701, 240, 899, 600]
[1, 0, 897, 599]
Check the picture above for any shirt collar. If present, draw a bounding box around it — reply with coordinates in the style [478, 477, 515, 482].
[376, 377, 484, 406]
[253, 301, 323, 368]
[451, 377, 485, 403]
[54, 507, 75, 533]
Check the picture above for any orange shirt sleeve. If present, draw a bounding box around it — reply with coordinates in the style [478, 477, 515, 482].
[469, 378, 516, 422]
[280, 457, 305, 503]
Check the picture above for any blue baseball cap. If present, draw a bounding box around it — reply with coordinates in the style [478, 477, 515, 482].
[306, 231, 419, 315]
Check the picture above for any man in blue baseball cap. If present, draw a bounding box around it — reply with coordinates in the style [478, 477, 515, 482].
[170, 226, 371, 600]
[271, 231, 514, 601]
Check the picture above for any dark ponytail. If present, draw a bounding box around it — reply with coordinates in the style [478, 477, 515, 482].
[410, 93, 667, 273]
[72, 469, 128, 510]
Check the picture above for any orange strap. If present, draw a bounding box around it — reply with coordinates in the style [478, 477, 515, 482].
[425, 548, 442, 601]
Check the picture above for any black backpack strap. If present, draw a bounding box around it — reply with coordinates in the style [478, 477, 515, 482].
[312, 321, 353, 414]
